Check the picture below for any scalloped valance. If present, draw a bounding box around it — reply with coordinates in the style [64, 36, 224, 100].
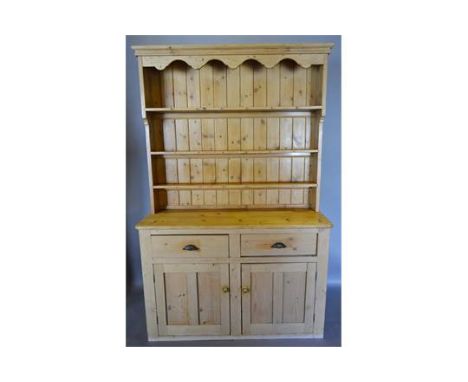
[132, 43, 334, 70]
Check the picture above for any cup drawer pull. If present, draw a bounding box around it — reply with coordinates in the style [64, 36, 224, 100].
[183, 244, 199, 251]
[271, 242, 287, 249]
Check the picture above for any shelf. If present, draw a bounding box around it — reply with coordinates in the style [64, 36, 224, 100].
[137, 44, 329, 213]
[145, 106, 322, 113]
[151, 150, 318, 157]
[153, 183, 317, 190]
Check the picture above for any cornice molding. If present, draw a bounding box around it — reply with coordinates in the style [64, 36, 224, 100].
[132, 43, 333, 70]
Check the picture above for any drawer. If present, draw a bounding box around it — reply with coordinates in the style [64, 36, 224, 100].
[240, 233, 317, 256]
[150, 235, 229, 258]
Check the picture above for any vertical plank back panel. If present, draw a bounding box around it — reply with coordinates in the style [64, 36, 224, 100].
[253, 118, 267, 150]
[280, 61, 294, 106]
[241, 118, 254, 150]
[214, 119, 228, 150]
[216, 158, 229, 183]
[203, 159, 216, 183]
[226, 67, 240, 107]
[177, 159, 190, 183]
[190, 159, 203, 183]
[267, 117, 280, 150]
[212, 62, 227, 108]
[163, 119, 176, 151]
[217, 190, 228, 205]
[267, 157, 279, 182]
[161, 66, 174, 108]
[242, 189, 253, 205]
[228, 118, 241, 150]
[202, 119, 215, 150]
[172, 62, 187, 108]
[293, 118, 306, 149]
[254, 158, 267, 182]
[228, 158, 241, 183]
[204, 190, 217, 205]
[192, 190, 203, 205]
[143, 54, 330, 211]
[186, 67, 200, 108]
[229, 190, 241, 206]
[148, 115, 164, 151]
[266, 66, 280, 107]
[179, 190, 191, 206]
[254, 189, 266, 205]
[189, 119, 202, 151]
[280, 118, 293, 149]
[253, 63, 267, 107]
[240, 62, 253, 107]
[175, 120, 189, 151]
[165, 159, 178, 183]
[293, 66, 307, 106]
[241, 158, 253, 182]
[200, 65, 214, 108]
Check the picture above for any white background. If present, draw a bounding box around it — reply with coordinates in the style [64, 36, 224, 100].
[0, 1, 467, 381]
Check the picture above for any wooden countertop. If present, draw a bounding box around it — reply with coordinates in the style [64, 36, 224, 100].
[136, 209, 332, 230]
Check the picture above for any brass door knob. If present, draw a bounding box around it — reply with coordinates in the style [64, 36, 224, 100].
[242, 287, 250, 294]
[222, 286, 230, 293]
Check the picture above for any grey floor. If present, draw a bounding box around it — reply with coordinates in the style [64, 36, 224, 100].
[126, 284, 341, 347]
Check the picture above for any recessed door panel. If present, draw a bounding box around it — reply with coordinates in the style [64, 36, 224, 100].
[241, 263, 316, 335]
[154, 263, 230, 336]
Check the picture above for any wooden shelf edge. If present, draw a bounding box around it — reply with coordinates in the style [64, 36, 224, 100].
[150, 150, 318, 157]
[153, 183, 317, 190]
[165, 204, 310, 210]
[145, 106, 323, 112]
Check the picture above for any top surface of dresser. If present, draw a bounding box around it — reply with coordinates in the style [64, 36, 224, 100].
[132, 43, 334, 56]
[136, 209, 332, 230]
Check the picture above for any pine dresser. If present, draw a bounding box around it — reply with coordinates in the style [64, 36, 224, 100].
[132, 43, 334, 341]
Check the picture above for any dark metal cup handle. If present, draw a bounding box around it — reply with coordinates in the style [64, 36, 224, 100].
[183, 244, 199, 251]
[271, 242, 287, 249]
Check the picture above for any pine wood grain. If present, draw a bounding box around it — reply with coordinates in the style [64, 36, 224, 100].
[136, 209, 332, 229]
[134, 44, 334, 341]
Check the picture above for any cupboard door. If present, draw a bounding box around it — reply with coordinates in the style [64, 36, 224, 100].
[241, 263, 317, 335]
[154, 263, 230, 336]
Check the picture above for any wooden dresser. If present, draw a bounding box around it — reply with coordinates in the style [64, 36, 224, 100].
[132, 43, 334, 341]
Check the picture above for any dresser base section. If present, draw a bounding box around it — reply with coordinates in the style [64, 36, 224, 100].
[137, 210, 332, 343]
[148, 334, 324, 342]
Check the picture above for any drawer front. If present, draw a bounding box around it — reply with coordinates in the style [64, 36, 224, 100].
[240, 233, 317, 256]
[150, 235, 229, 258]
